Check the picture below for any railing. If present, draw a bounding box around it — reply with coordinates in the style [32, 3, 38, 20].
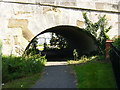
[110, 43, 120, 89]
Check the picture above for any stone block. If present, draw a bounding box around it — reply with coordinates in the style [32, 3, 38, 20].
[95, 2, 104, 10]
[76, 20, 84, 27]
[8, 19, 34, 41]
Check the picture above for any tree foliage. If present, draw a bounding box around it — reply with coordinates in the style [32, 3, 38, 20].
[83, 12, 112, 55]
[50, 33, 68, 49]
[0, 39, 2, 56]
[25, 38, 39, 56]
[113, 38, 120, 49]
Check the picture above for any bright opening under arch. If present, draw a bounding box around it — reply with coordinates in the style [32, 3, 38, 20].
[25, 25, 98, 59]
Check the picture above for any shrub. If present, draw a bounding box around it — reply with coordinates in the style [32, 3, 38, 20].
[0, 39, 2, 88]
[96, 55, 105, 61]
[0, 39, 2, 55]
[73, 49, 79, 60]
[109, 38, 120, 60]
[83, 12, 112, 55]
[113, 38, 120, 49]
[2, 55, 47, 83]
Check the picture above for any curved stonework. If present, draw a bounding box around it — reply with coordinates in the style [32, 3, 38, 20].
[0, 0, 119, 56]
[26, 26, 97, 55]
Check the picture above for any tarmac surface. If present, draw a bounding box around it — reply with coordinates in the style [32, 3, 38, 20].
[31, 62, 76, 88]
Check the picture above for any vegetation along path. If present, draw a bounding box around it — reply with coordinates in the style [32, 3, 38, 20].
[31, 62, 76, 88]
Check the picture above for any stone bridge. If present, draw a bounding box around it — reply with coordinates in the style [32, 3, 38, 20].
[0, 0, 120, 56]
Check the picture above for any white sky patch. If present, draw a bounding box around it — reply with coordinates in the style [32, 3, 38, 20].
[37, 33, 52, 45]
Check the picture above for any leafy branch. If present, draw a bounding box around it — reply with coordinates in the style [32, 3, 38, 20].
[83, 12, 112, 55]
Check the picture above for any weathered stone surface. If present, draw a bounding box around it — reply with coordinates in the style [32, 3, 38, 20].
[8, 19, 34, 41]
[95, 3, 104, 10]
[76, 20, 84, 28]
[0, 0, 119, 56]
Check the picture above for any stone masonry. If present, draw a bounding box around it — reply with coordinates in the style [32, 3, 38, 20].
[0, 0, 120, 56]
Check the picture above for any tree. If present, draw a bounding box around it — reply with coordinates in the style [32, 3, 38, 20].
[55, 34, 68, 49]
[50, 33, 68, 49]
[83, 12, 112, 55]
[50, 33, 57, 47]
[25, 38, 39, 55]
[0, 39, 2, 64]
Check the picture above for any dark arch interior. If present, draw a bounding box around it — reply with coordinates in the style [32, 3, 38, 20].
[25, 25, 98, 61]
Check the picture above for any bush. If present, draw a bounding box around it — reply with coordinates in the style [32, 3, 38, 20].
[113, 38, 120, 49]
[2, 55, 47, 83]
[0, 39, 2, 54]
[0, 39, 2, 89]
[83, 12, 111, 55]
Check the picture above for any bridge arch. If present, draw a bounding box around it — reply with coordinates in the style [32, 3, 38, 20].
[25, 25, 98, 56]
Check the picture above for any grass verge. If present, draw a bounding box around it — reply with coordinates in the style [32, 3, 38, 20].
[2, 73, 41, 88]
[2, 55, 46, 83]
[73, 61, 116, 88]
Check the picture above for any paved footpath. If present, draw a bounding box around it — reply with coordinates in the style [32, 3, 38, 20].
[31, 62, 77, 88]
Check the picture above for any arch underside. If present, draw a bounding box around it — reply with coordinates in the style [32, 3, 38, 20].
[25, 25, 98, 60]
[40, 25, 97, 54]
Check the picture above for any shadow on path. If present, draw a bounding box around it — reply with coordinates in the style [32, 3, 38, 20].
[31, 62, 76, 88]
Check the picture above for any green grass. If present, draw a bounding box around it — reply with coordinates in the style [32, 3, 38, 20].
[73, 61, 116, 88]
[2, 55, 46, 83]
[2, 73, 41, 88]
[68, 55, 97, 64]
[2, 55, 46, 88]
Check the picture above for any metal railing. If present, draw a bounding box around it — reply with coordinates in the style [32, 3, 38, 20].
[110, 43, 120, 89]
